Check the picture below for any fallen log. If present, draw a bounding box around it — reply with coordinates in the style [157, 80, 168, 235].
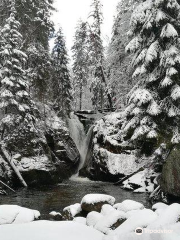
[114, 167, 144, 186]
[0, 180, 15, 193]
[0, 145, 27, 187]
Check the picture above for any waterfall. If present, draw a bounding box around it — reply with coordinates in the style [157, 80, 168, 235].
[68, 113, 94, 173]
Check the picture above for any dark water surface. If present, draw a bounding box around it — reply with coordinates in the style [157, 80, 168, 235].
[0, 177, 151, 219]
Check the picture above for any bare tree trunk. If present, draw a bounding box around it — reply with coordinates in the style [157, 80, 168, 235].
[0, 180, 15, 193]
[79, 83, 83, 110]
[0, 146, 28, 187]
[100, 66, 113, 111]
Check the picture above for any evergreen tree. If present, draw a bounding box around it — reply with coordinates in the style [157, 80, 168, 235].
[0, 0, 55, 102]
[0, 1, 38, 141]
[88, 0, 105, 110]
[72, 20, 89, 110]
[51, 28, 72, 117]
[120, 0, 180, 157]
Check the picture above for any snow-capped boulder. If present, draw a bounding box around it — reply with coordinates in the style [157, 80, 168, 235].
[152, 202, 168, 211]
[0, 205, 40, 225]
[86, 211, 103, 227]
[0, 221, 104, 240]
[148, 203, 180, 229]
[113, 200, 144, 212]
[101, 204, 117, 216]
[94, 210, 127, 234]
[63, 203, 82, 220]
[49, 211, 62, 221]
[108, 209, 157, 237]
[81, 194, 116, 212]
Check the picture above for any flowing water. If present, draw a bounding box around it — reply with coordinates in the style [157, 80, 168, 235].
[68, 113, 94, 171]
[0, 114, 151, 219]
[0, 178, 151, 219]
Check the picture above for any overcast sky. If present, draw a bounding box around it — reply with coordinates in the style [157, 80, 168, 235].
[51, 0, 120, 53]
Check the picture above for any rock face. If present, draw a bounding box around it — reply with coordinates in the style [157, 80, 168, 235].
[0, 105, 80, 186]
[160, 147, 180, 198]
[81, 113, 145, 182]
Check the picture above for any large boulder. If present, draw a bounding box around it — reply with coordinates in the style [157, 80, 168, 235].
[160, 147, 180, 198]
[0, 105, 80, 186]
[0, 205, 40, 225]
[81, 194, 116, 213]
[81, 113, 146, 182]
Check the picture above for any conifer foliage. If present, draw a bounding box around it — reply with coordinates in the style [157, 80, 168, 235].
[0, 0, 38, 141]
[51, 28, 72, 117]
[121, 0, 180, 153]
[72, 20, 89, 110]
[88, 0, 105, 110]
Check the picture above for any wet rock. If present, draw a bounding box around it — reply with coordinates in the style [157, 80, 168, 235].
[160, 147, 180, 198]
[0, 105, 80, 186]
[62, 203, 82, 220]
[81, 194, 115, 213]
[49, 211, 62, 221]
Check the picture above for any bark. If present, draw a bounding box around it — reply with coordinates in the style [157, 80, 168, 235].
[0, 145, 28, 187]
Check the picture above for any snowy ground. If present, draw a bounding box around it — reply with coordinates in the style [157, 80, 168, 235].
[0, 194, 180, 240]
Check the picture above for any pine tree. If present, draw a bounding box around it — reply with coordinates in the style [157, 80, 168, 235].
[51, 28, 72, 117]
[88, 0, 105, 110]
[0, 1, 38, 141]
[120, 0, 180, 156]
[0, 0, 55, 102]
[72, 20, 89, 110]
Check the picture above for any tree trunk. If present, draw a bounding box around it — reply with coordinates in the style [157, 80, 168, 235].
[0, 145, 28, 187]
[79, 83, 83, 110]
[100, 66, 113, 111]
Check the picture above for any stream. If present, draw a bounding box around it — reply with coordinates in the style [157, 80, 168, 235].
[0, 113, 150, 219]
[0, 177, 151, 219]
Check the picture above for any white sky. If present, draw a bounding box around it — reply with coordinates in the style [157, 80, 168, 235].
[51, 0, 120, 54]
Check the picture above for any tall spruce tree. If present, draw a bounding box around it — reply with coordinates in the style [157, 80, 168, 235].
[72, 20, 89, 110]
[120, 0, 180, 157]
[51, 28, 72, 117]
[88, 0, 105, 110]
[0, 0, 38, 141]
[0, 0, 55, 102]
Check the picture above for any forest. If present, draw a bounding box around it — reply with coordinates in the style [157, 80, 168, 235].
[0, 0, 180, 240]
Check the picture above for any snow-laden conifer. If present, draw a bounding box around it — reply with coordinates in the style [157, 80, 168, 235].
[51, 27, 72, 117]
[121, 0, 180, 153]
[0, 0, 38, 140]
[72, 20, 89, 110]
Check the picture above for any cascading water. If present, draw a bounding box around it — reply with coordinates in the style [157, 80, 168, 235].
[68, 113, 94, 173]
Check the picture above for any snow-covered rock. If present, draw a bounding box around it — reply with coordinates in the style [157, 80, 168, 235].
[81, 111, 150, 183]
[81, 194, 116, 212]
[109, 209, 157, 236]
[63, 203, 82, 220]
[94, 210, 126, 234]
[49, 211, 62, 221]
[122, 170, 156, 193]
[152, 202, 168, 211]
[0, 104, 80, 186]
[113, 200, 144, 212]
[86, 211, 103, 227]
[0, 205, 40, 225]
[0, 221, 103, 240]
[148, 203, 180, 230]
[101, 204, 117, 216]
